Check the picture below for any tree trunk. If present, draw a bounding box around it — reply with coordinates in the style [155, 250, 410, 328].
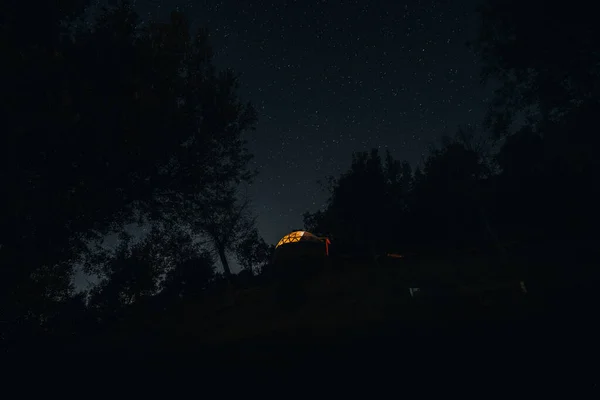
[218, 246, 232, 279]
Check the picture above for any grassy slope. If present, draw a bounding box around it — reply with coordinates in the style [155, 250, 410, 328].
[142, 256, 533, 351]
[75, 243, 599, 366]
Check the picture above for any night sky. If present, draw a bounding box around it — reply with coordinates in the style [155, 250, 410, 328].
[85, 0, 494, 278]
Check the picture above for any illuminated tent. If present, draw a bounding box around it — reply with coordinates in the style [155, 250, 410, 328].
[274, 231, 330, 263]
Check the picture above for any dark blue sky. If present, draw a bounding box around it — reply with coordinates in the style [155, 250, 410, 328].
[82, 0, 493, 280]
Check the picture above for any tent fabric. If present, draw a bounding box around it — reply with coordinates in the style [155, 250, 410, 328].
[274, 231, 331, 264]
[276, 231, 323, 248]
[274, 241, 326, 262]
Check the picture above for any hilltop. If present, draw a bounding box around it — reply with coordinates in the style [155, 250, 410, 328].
[65, 240, 598, 365]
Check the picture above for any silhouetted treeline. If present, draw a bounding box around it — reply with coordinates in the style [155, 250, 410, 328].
[1, 0, 598, 352]
[304, 0, 600, 285]
[1, 0, 269, 349]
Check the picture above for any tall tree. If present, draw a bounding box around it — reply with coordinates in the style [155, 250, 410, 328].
[304, 148, 412, 257]
[471, 0, 600, 141]
[0, 1, 257, 340]
[187, 190, 257, 279]
[235, 227, 272, 275]
[412, 129, 492, 252]
[471, 0, 600, 239]
[87, 222, 207, 316]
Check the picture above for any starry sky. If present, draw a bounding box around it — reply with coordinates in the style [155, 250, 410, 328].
[86, 0, 494, 276]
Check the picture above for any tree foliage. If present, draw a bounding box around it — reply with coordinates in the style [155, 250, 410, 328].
[182, 190, 258, 278]
[161, 252, 216, 301]
[472, 0, 600, 138]
[304, 148, 414, 256]
[471, 0, 600, 239]
[0, 1, 258, 340]
[304, 130, 496, 257]
[87, 223, 206, 314]
[3, 0, 599, 352]
[235, 227, 272, 274]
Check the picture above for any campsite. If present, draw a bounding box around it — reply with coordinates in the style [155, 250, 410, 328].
[60, 231, 596, 365]
[2, 1, 599, 374]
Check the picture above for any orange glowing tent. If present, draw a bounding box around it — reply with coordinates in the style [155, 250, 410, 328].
[274, 231, 330, 262]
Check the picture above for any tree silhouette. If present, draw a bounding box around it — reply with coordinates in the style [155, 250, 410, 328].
[491, 126, 547, 242]
[235, 227, 272, 275]
[1, 1, 257, 343]
[162, 252, 216, 301]
[471, 0, 600, 140]
[4, 0, 598, 354]
[304, 148, 413, 257]
[304, 127, 498, 263]
[88, 221, 207, 306]
[472, 0, 600, 241]
[88, 232, 158, 318]
[412, 128, 493, 252]
[185, 190, 257, 279]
